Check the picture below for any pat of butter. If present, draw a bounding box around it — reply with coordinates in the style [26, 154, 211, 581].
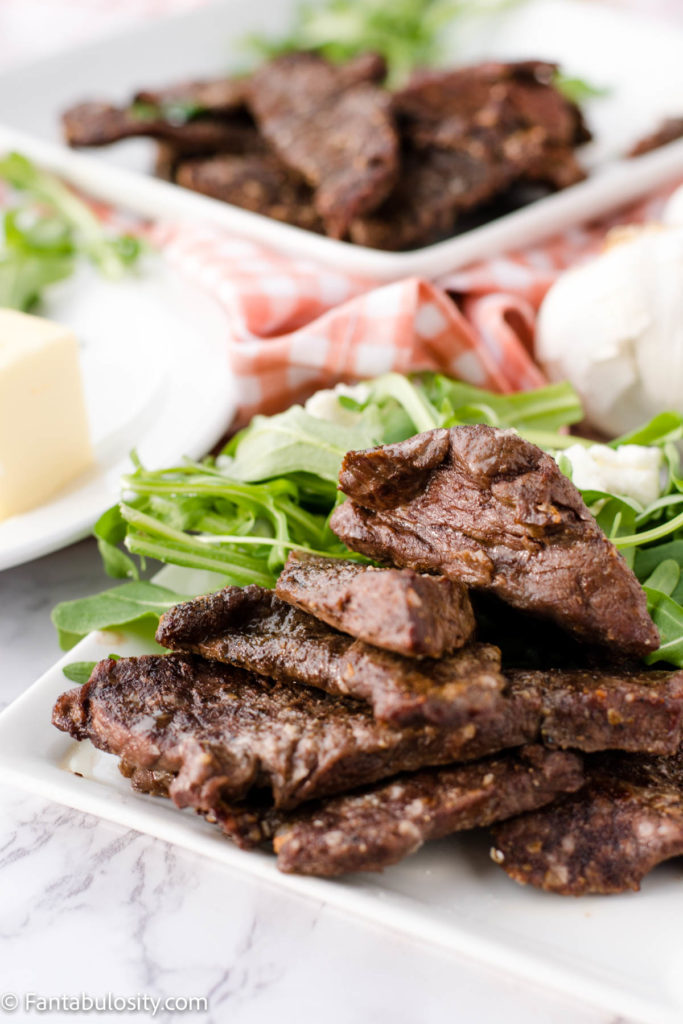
[0, 308, 93, 520]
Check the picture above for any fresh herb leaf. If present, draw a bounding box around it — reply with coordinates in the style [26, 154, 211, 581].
[94, 505, 140, 580]
[62, 654, 121, 684]
[644, 559, 681, 598]
[52, 582, 188, 650]
[644, 587, 683, 667]
[62, 661, 97, 684]
[553, 72, 609, 105]
[0, 151, 141, 282]
[245, 0, 525, 87]
[228, 405, 381, 482]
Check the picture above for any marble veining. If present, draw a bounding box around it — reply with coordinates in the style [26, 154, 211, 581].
[0, 540, 630, 1023]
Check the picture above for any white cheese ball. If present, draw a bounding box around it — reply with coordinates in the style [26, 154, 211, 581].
[536, 228, 683, 437]
[561, 443, 662, 507]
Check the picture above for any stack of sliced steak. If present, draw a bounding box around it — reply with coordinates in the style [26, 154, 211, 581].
[61, 55, 590, 249]
[53, 425, 683, 892]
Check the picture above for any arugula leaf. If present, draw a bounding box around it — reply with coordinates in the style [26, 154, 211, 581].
[644, 586, 683, 667]
[245, 0, 525, 87]
[62, 654, 121, 684]
[52, 582, 188, 650]
[0, 248, 74, 311]
[0, 152, 141, 282]
[635, 541, 683, 581]
[553, 73, 609, 105]
[94, 505, 140, 580]
[62, 661, 97, 684]
[228, 405, 381, 482]
[610, 411, 683, 449]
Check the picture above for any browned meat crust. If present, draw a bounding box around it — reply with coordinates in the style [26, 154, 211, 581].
[156, 585, 504, 727]
[275, 551, 475, 658]
[52, 653, 538, 811]
[349, 146, 512, 250]
[330, 426, 659, 657]
[62, 101, 261, 156]
[394, 61, 588, 155]
[629, 117, 683, 157]
[490, 776, 683, 895]
[134, 76, 249, 116]
[175, 154, 323, 232]
[518, 667, 683, 754]
[271, 745, 584, 875]
[350, 60, 589, 250]
[246, 52, 398, 237]
[157, 587, 680, 751]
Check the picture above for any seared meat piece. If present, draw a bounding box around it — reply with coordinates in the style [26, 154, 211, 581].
[349, 146, 511, 250]
[62, 101, 262, 156]
[395, 61, 588, 155]
[271, 745, 583, 876]
[593, 744, 683, 790]
[246, 52, 398, 237]
[156, 585, 504, 727]
[175, 154, 323, 232]
[330, 426, 659, 657]
[518, 144, 586, 190]
[158, 586, 678, 749]
[490, 776, 683, 895]
[517, 667, 683, 754]
[351, 60, 588, 250]
[119, 760, 174, 797]
[134, 76, 249, 116]
[275, 551, 475, 658]
[629, 117, 683, 157]
[52, 653, 538, 810]
[154, 142, 180, 181]
[204, 745, 583, 871]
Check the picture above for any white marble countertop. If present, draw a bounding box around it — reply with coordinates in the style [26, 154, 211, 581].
[1, 541, 628, 1024]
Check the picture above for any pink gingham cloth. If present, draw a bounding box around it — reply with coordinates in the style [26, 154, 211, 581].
[151, 183, 679, 423]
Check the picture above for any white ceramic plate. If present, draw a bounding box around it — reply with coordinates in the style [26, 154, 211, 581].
[0, 263, 235, 570]
[1, 614, 682, 1024]
[0, 0, 682, 280]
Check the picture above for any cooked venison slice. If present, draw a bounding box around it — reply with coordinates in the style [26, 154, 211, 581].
[271, 745, 583, 876]
[350, 144, 515, 250]
[490, 775, 683, 895]
[351, 60, 588, 249]
[62, 101, 262, 155]
[395, 61, 589, 155]
[246, 52, 398, 237]
[133, 76, 249, 116]
[53, 653, 538, 811]
[203, 745, 582, 871]
[156, 585, 504, 727]
[629, 117, 683, 157]
[175, 154, 323, 232]
[330, 426, 659, 657]
[275, 551, 475, 658]
[516, 667, 683, 754]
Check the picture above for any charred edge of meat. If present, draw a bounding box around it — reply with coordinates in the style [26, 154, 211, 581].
[51, 653, 538, 811]
[330, 425, 659, 657]
[271, 745, 584, 876]
[157, 583, 504, 727]
[490, 775, 683, 895]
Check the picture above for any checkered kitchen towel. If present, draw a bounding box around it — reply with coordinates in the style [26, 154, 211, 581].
[152, 184, 678, 424]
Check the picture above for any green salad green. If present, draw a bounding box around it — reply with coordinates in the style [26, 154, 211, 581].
[0, 152, 142, 311]
[53, 372, 683, 670]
